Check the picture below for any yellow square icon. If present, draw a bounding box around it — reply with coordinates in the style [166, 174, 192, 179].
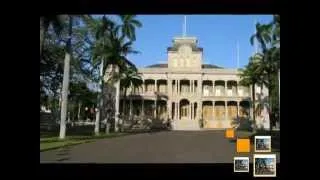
[237, 138, 250, 153]
[225, 128, 235, 138]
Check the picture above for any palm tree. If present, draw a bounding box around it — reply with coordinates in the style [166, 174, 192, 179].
[89, 15, 115, 135]
[250, 23, 272, 53]
[120, 66, 143, 130]
[90, 16, 141, 134]
[250, 16, 280, 131]
[102, 33, 139, 133]
[90, 15, 141, 134]
[239, 54, 264, 131]
[118, 15, 142, 41]
[59, 15, 73, 139]
[40, 16, 65, 57]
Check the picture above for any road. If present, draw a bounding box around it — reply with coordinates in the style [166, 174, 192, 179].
[40, 130, 280, 163]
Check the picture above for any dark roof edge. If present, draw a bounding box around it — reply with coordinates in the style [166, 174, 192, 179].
[145, 63, 223, 69]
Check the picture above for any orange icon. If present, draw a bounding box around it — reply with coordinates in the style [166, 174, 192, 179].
[237, 138, 250, 153]
[225, 128, 235, 138]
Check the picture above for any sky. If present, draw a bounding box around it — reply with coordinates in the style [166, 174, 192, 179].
[125, 15, 273, 69]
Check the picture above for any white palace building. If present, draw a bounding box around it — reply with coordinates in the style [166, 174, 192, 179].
[119, 35, 269, 130]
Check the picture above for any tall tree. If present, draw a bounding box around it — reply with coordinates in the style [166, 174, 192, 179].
[59, 16, 73, 139]
[89, 15, 116, 135]
[89, 15, 141, 134]
[239, 54, 264, 131]
[94, 30, 139, 133]
[249, 15, 280, 130]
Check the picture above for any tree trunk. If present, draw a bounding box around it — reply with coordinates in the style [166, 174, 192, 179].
[122, 88, 128, 132]
[252, 83, 256, 132]
[59, 16, 72, 140]
[95, 58, 104, 136]
[267, 73, 273, 132]
[122, 89, 127, 119]
[268, 85, 273, 132]
[77, 101, 81, 120]
[114, 64, 120, 132]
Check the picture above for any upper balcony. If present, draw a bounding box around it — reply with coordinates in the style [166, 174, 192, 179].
[120, 79, 250, 99]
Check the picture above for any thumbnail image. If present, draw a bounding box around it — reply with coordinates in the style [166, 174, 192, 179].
[255, 136, 271, 152]
[253, 154, 276, 177]
[234, 157, 249, 172]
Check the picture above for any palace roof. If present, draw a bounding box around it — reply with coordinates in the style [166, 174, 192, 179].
[145, 63, 223, 69]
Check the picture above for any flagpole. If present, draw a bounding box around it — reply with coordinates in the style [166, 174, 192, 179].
[237, 41, 239, 69]
[183, 15, 187, 37]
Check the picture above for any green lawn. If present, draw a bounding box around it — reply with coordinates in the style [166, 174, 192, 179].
[40, 133, 128, 152]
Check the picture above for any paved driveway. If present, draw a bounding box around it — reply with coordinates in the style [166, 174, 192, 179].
[40, 131, 280, 163]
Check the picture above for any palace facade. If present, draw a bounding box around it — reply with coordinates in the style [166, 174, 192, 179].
[119, 36, 268, 130]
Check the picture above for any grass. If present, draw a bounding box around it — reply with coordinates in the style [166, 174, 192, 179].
[40, 124, 170, 152]
[40, 132, 128, 152]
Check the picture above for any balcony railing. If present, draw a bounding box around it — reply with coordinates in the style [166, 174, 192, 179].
[120, 89, 250, 97]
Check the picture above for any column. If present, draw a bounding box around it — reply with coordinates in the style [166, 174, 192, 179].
[189, 80, 192, 93]
[155, 80, 158, 92]
[178, 80, 180, 95]
[174, 80, 178, 94]
[237, 101, 240, 118]
[167, 101, 172, 119]
[142, 99, 144, 116]
[175, 102, 177, 120]
[199, 101, 202, 120]
[177, 101, 180, 120]
[173, 102, 175, 120]
[154, 99, 157, 118]
[172, 80, 175, 95]
[191, 103, 194, 120]
[176, 80, 178, 95]
[225, 101, 228, 121]
[225, 81, 227, 96]
[168, 79, 172, 96]
[189, 103, 191, 120]
[142, 80, 144, 93]
[129, 98, 133, 116]
[198, 79, 202, 96]
[192, 80, 194, 93]
[192, 80, 196, 93]
[212, 101, 215, 121]
[213, 81, 216, 96]
[193, 80, 195, 93]
[236, 81, 239, 96]
[190, 80, 193, 93]
[196, 101, 199, 120]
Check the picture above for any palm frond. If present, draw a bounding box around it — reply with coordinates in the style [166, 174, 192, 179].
[130, 19, 142, 28]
